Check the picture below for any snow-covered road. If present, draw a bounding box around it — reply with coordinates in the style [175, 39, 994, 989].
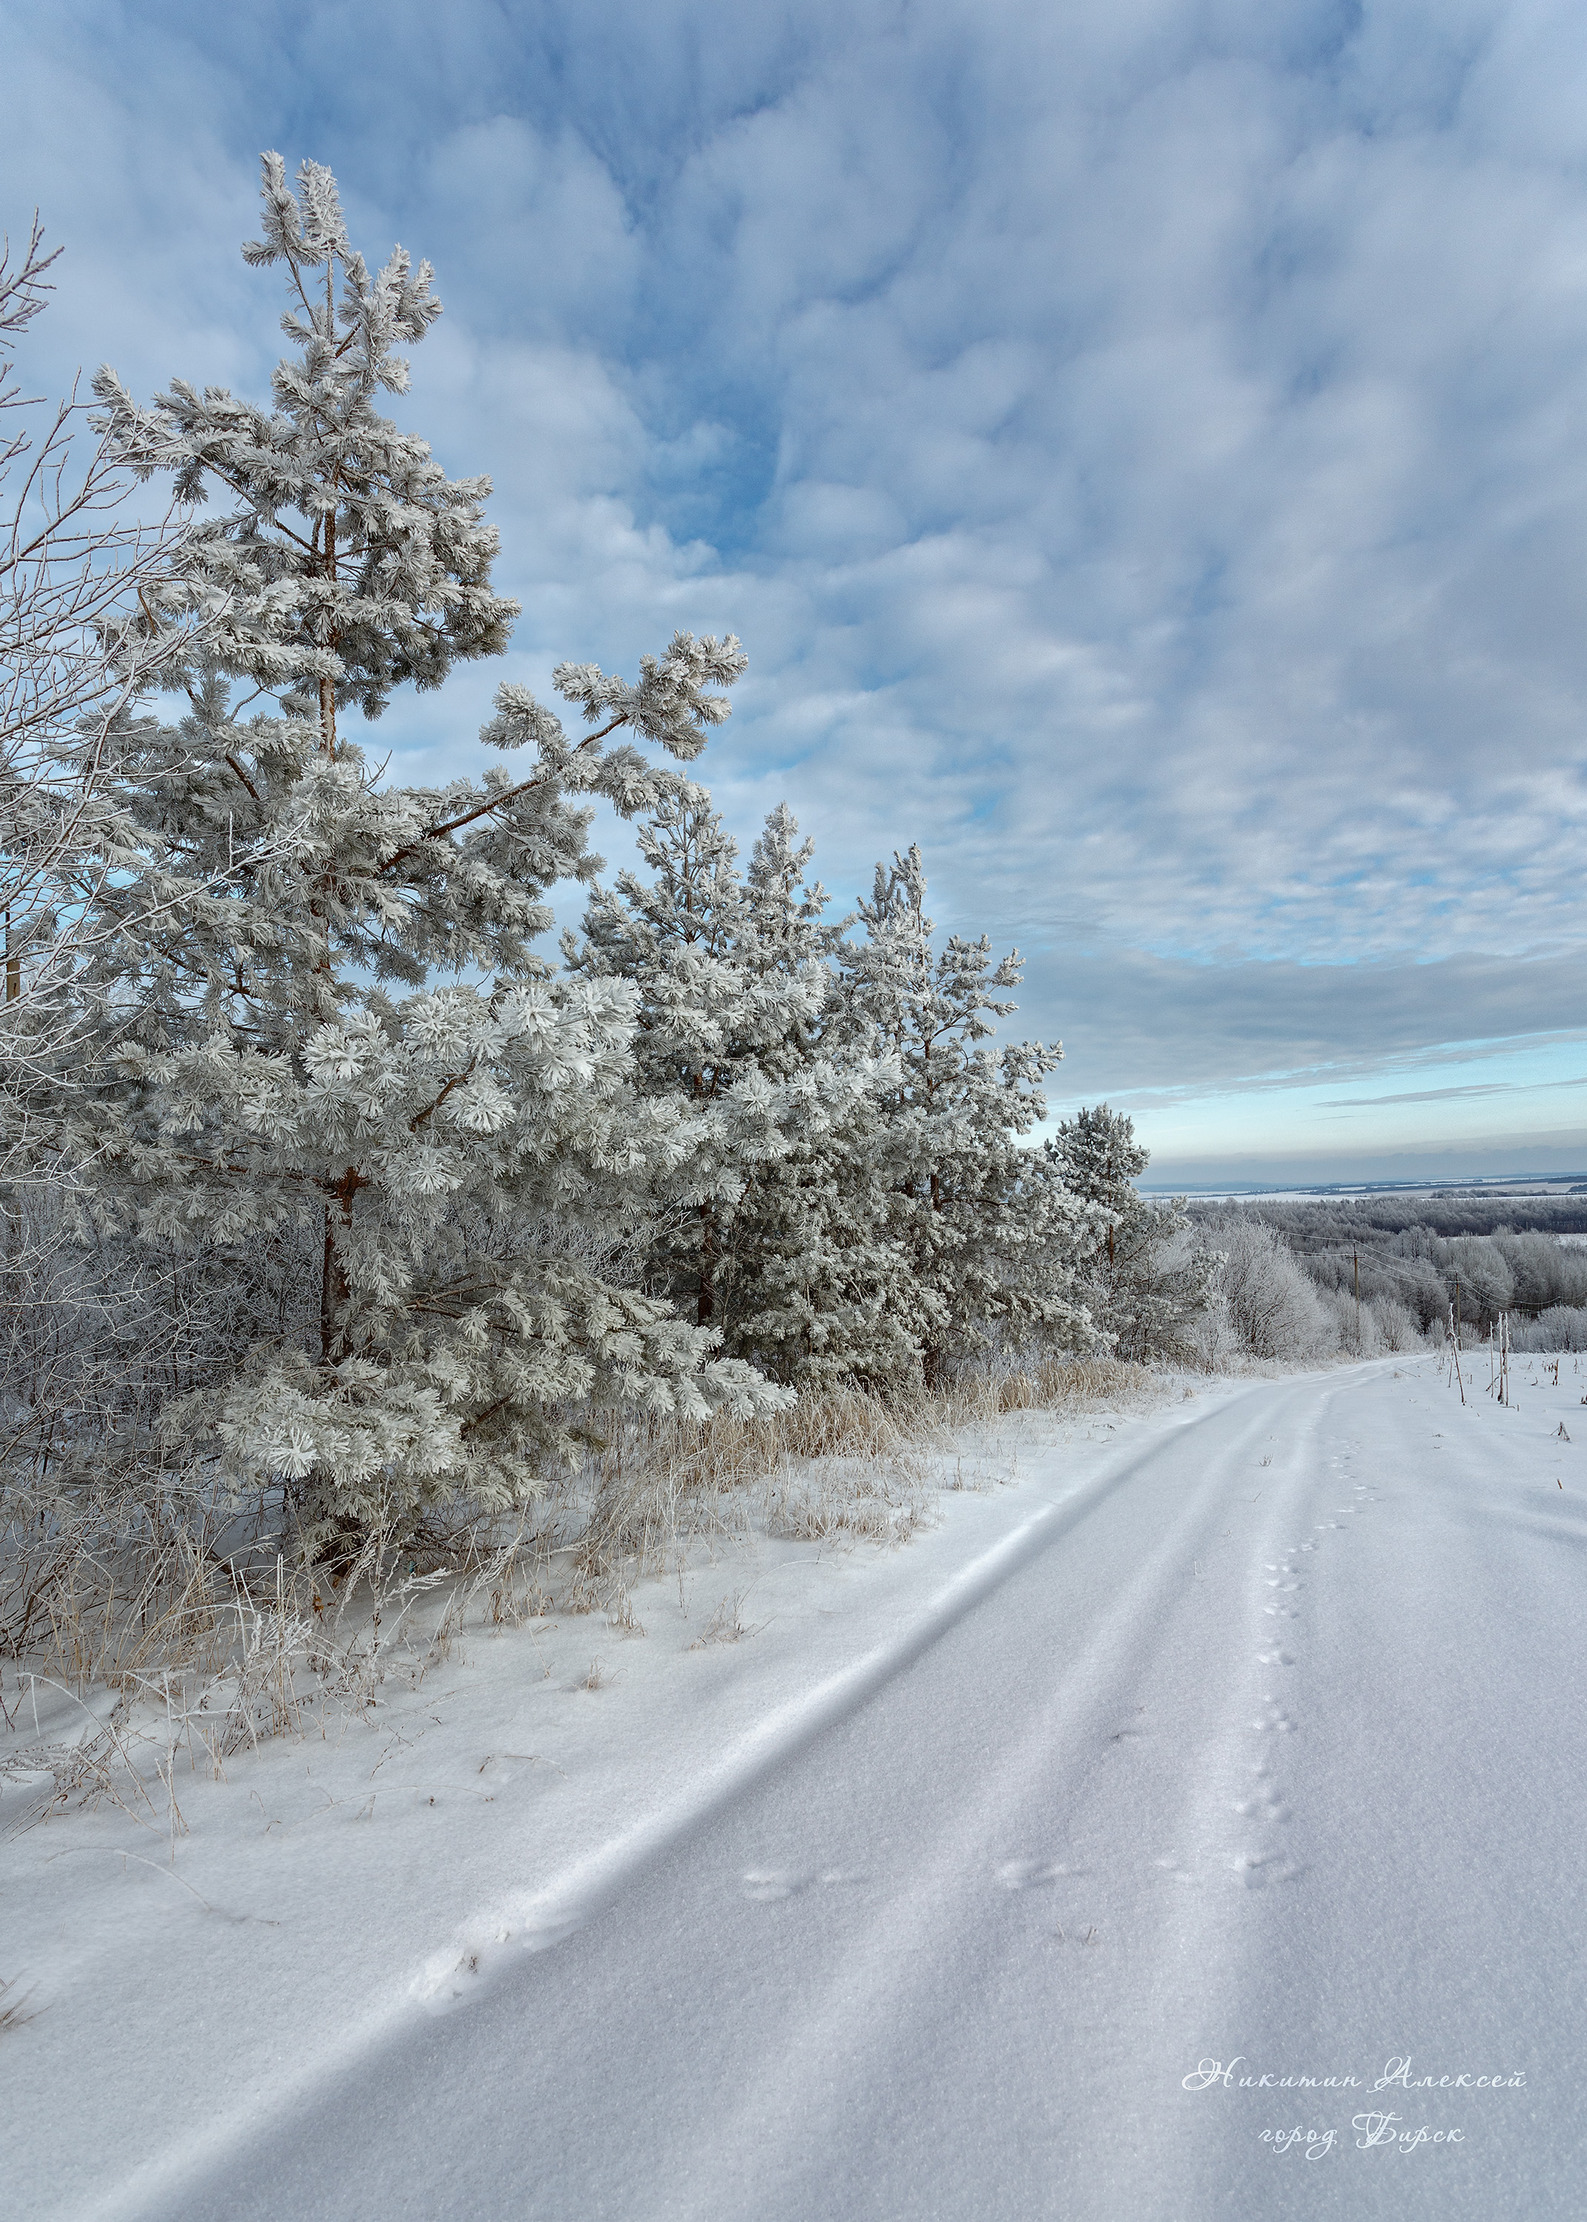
[24, 1358, 1587, 2219]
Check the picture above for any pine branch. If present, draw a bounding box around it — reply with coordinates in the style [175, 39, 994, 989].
[375, 717, 626, 873]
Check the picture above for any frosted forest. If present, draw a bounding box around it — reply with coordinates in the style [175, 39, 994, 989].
[0, 160, 1179, 1588]
[6, 156, 1580, 1650]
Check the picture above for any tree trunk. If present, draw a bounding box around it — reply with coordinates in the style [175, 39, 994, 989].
[320, 1164, 363, 1363]
[697, 1200, 716, 1327]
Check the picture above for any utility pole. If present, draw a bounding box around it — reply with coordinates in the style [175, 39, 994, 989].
[1353, 1248, 1361, 1347]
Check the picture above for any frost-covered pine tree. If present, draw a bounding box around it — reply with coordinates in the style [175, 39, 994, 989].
[570, 780, 821, 1329]
[1043, 1103, 1213, 1361]
[569, 787, 899, 1383]
[840, 846, 1090, 1382]
[71, 155, 783, 1550]
[738, 803, 841, 991]
[722, 806, 913, 1386]
[1046, 1103, 1149, 1230]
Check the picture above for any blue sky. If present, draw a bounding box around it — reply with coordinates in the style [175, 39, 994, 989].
[7, 0, 1587, 1184]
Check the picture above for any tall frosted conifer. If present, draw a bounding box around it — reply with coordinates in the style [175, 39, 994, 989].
[574, 794, 912, 1386]
[572, 781, 814, 1329]
[723, 807, 914, 1385]
[842, 846, 1090, 1381]
[1044, 1104, 1212, 1361]
[76, 157, 782, 1547]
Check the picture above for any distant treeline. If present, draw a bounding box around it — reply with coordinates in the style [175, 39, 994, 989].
[1196, 1194, 1587, 1242]
[1186, 1195, 1587, 1351]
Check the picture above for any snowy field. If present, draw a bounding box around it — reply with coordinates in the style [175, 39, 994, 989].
[5, 1353, 1585, 2220]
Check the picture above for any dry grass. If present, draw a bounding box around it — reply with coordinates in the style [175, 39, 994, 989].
[1, 1352, 1160, 1823]
[0, 1516, 555, 1839]
[566, 1385, 925, 1579]
[763, 1452, 932, 1546]
[563, 1354, 1157, 1573]
[0, 1973, 38, 2033]
[688, 1589, 765, 1648]
[932, 1355, 1159, 1426]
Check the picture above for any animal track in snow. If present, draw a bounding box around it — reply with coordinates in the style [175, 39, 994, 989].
[1255, 1649, 1294, 1666]
[1231, 1850, 1304, 1889]
[740, 1869, 866, 1903]
[1253, 1701, 1298, 1735]
[998, 1858, 1085, 1889]
[1235, 1784, 1292, 1824]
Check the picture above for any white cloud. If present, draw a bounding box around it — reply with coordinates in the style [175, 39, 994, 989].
[8, 0, 1587, 1172]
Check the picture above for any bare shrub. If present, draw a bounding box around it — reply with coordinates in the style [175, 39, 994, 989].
[1370, 1297, 1424, 1353]
[1197, 1219, 1338, 1365]
[1511, 1306, 1587, 1354]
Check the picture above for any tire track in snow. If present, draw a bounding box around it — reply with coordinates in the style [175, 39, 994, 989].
[595, 1373, 1379, 2222]
[82, 1377, 1275, 2222]
[97, 1359, 1578, 2222]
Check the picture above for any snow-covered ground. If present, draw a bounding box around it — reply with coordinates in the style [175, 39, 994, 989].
[6, 1353, 1585, 2220]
